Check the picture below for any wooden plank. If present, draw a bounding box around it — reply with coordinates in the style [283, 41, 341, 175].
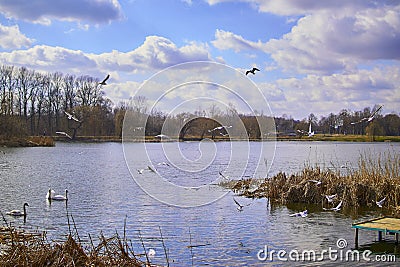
[351, 217, 400, 233]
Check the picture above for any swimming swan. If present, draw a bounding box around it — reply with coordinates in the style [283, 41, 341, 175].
[7, 203, 29, 216]
[48, 189, 68, 201]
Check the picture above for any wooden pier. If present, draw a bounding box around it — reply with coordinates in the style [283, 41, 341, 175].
[352, 217, 400, 248]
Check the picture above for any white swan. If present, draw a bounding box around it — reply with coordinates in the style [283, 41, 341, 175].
[48, 189, 68, 201]
[6, 203, 29, 217]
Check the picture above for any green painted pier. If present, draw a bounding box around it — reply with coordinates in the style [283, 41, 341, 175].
[352, 217, 400, 248]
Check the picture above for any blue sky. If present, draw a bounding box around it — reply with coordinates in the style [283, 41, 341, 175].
[0, 0, 399, 119]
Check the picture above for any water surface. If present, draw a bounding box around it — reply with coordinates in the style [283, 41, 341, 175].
[0, 141, 399, 266]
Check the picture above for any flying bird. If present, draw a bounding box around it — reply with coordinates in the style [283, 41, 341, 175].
[323, 201, 342, 211]
[233, 197, 250, 211]
[376, 197, 386, 208]
[155, 134, 170, 139]
[219, 171, 229, 180]
[289, 209, 308, 217]
[56, 131, 72, 139]
[245, 67, 260, 76]
[351, 105, 383, 125]
[208, 125, 232, 132]
[99, 74, 110, 86]
[64, 111, 81, 123]
[147, 165, 157, 173]
[308, 179, 322, 186]
[325, 194, 337, 203]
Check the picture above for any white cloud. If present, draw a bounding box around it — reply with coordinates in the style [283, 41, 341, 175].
[0, 24, 34, 49]
[211, 3, 400, 75]
[0, 0, 122, 25]
[269, 66, 400, 118]
[205, 0, 396, 16]
[94, 36, 212, 72]
[0, 35, 211, 74]
[212, 29, 265, 52]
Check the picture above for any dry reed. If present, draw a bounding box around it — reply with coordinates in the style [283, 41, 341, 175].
[0, 212, 157, 267]
[221, 151, 400, 215]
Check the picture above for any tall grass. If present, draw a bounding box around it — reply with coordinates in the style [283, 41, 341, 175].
[0, 213, 169, 267]
[222, 151, 400, 214]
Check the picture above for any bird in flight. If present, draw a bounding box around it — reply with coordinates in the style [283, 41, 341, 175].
[208, 125, 232, 132]
[289, 209, 308, 217]
[147, 165, 157, 173]
[376, 197, 386, 208]
[323, 201, 343, 212]
[56, 131, 72, 139]
[64, 111, 81, 123]
[308, 179, 322, 186]
[351, 105, 383, 125]
[233, 197, 251, 211]
[245, 67, 260, 75]
[219, 171, 229, 180]
[325, 194, 337, 203]
[99, 74, 110, 86]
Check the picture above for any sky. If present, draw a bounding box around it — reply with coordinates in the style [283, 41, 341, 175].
[0, 0, 399, 119]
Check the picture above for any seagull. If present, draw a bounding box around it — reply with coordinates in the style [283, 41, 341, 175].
[245, 67, 260, 76]
[56, 131, 72, 139]
[155, 134, 170, 139]
[137, 169, 145, 174]
[233, 197, 250, 211]
[219, 171, 229, 180]
[308, 179, 322, 186]
[64, 111, 81, 122]
[325, 194, 337, 203]
[147, 165, 156, 173]
[208, 125, 232, 132]
[323, 201, 342, 211]
[289, 209, 308, 217]
[99, 74, 110, 86]
[351, 105, 383, 124]
[376, 197, 386, 208]
[157, 162, 170, 167]
[147, 248, 156, 257]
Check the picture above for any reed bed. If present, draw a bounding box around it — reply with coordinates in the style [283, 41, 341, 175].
[0, 212, 164, 267]
[222, 151, 400, 214]
[0, 229, 145, 267]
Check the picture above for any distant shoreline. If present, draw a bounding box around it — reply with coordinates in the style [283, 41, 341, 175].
[1, 134, 399, 147]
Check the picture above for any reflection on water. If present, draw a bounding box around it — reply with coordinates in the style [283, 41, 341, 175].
[0, 141, 399, 266]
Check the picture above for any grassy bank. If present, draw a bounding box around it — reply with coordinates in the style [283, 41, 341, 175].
[0, 136, 54, 147]
[221, 152, 400, 215]
[53, 134, 400, 143]
[276, 134, 400, 142]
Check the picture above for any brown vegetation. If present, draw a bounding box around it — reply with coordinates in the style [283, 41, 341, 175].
[0, 226, 146, 267]
[221, 152, 400, 215]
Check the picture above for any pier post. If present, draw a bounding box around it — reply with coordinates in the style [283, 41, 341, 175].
[396, 233, 399, 245]
[378, 231, 382, 241]
[354, 228, 359, 249]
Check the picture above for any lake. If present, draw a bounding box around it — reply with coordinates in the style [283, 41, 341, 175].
[0, 141, 399, 266]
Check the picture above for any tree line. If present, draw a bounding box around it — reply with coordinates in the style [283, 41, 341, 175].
[0, 64, 399, 140]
